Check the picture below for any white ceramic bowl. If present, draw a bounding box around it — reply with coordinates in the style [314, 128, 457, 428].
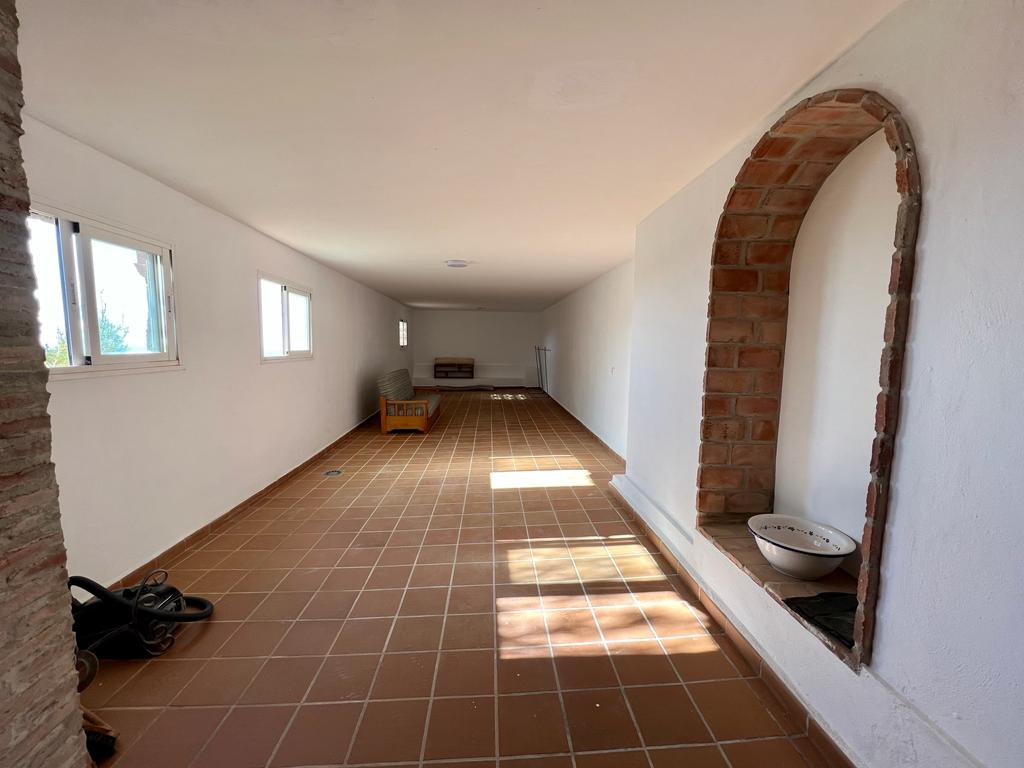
[747, 514, 857, 580]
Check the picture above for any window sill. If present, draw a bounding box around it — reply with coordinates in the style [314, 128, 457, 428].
[698, 521, 859, 669]
[47, 360, 184, 381]
[260, 354, 314, 364]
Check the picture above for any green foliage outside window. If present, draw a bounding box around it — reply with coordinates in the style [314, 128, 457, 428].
[43, 303, 130, 366]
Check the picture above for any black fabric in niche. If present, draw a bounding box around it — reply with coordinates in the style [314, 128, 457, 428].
[783, 592, 858, 649]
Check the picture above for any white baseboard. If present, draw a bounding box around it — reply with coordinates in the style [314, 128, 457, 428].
[610, 473, 694, 545]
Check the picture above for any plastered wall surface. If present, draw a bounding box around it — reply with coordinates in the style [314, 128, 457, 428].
[614, 2, 1024, 765]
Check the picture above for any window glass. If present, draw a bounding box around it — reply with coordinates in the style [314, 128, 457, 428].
[288, 290, 311, 353]
[260, 278, 285, 358]
[89, 237, 163, 355]
[399, 319, 408, 347]
[27, 213, 71, 367]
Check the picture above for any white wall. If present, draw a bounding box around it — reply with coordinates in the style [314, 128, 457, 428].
[540, 261, 633, 457]
[613, 2, 1024, 767]
[23, 117, 411, 586]
[409, 309, 540, 387]
[774, 133, 897, 539]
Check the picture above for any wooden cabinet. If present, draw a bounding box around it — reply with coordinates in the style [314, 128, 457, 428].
[433, 357, 474, 378]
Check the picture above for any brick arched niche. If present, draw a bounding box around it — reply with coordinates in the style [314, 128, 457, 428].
[696, 89, 920, 666]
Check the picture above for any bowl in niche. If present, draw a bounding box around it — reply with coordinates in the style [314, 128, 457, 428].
[746, 514, 857, 581]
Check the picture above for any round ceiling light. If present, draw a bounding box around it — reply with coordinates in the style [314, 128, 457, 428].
[444, 259, 470, 268]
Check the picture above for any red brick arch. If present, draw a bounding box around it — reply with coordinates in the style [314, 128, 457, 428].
[696, 88, 921, 666]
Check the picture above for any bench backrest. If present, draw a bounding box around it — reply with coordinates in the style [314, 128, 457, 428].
[377, 368, 415, 401]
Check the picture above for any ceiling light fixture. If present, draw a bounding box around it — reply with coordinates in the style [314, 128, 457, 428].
[444, 259, 470, 268]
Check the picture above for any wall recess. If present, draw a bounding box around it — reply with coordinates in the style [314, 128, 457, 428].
[695, 88, 921, 668]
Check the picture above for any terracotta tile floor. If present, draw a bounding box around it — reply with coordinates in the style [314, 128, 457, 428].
[86, 391, 828, 767]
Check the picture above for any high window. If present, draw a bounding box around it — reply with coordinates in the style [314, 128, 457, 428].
[27, 208, 177, 371]
[399, 318, 408, 348]
[259, 275, 312, 361]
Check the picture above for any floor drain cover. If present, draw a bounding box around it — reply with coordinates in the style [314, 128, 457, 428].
[323, 469, 342, 476]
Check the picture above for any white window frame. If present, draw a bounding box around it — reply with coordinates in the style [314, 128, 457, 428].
[258, 272, 313, 363]
[77, 223, 176, 366]
[29, 204, 180, 377]
[399, 318, 408, 348]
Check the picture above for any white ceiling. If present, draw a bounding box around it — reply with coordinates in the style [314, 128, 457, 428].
[18, 0, 902, 311]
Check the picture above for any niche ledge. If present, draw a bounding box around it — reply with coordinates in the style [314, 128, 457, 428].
[698, 521, 859, 668]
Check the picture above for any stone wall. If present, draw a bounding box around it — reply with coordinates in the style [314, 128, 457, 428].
[0, 1, 87, 765]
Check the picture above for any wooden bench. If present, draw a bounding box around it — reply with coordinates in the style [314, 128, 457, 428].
[377, 368, 441, 434]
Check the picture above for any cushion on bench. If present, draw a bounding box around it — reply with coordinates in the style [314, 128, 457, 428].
[377, 368, 415, 401]
[424, 393, 441, 416]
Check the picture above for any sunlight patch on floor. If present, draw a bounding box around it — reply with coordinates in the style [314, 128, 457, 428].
[489, 469, 593, 489]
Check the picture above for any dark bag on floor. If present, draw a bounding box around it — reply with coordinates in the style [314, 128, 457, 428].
[69, 570, 214, 658]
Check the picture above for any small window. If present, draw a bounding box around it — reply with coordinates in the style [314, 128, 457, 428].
[398, 319, 408, 348]
[259, 275, 312, 361]
[26, 209, 177, 371]
[27, 213, 72, 367]
[79, 226, 175, 364]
